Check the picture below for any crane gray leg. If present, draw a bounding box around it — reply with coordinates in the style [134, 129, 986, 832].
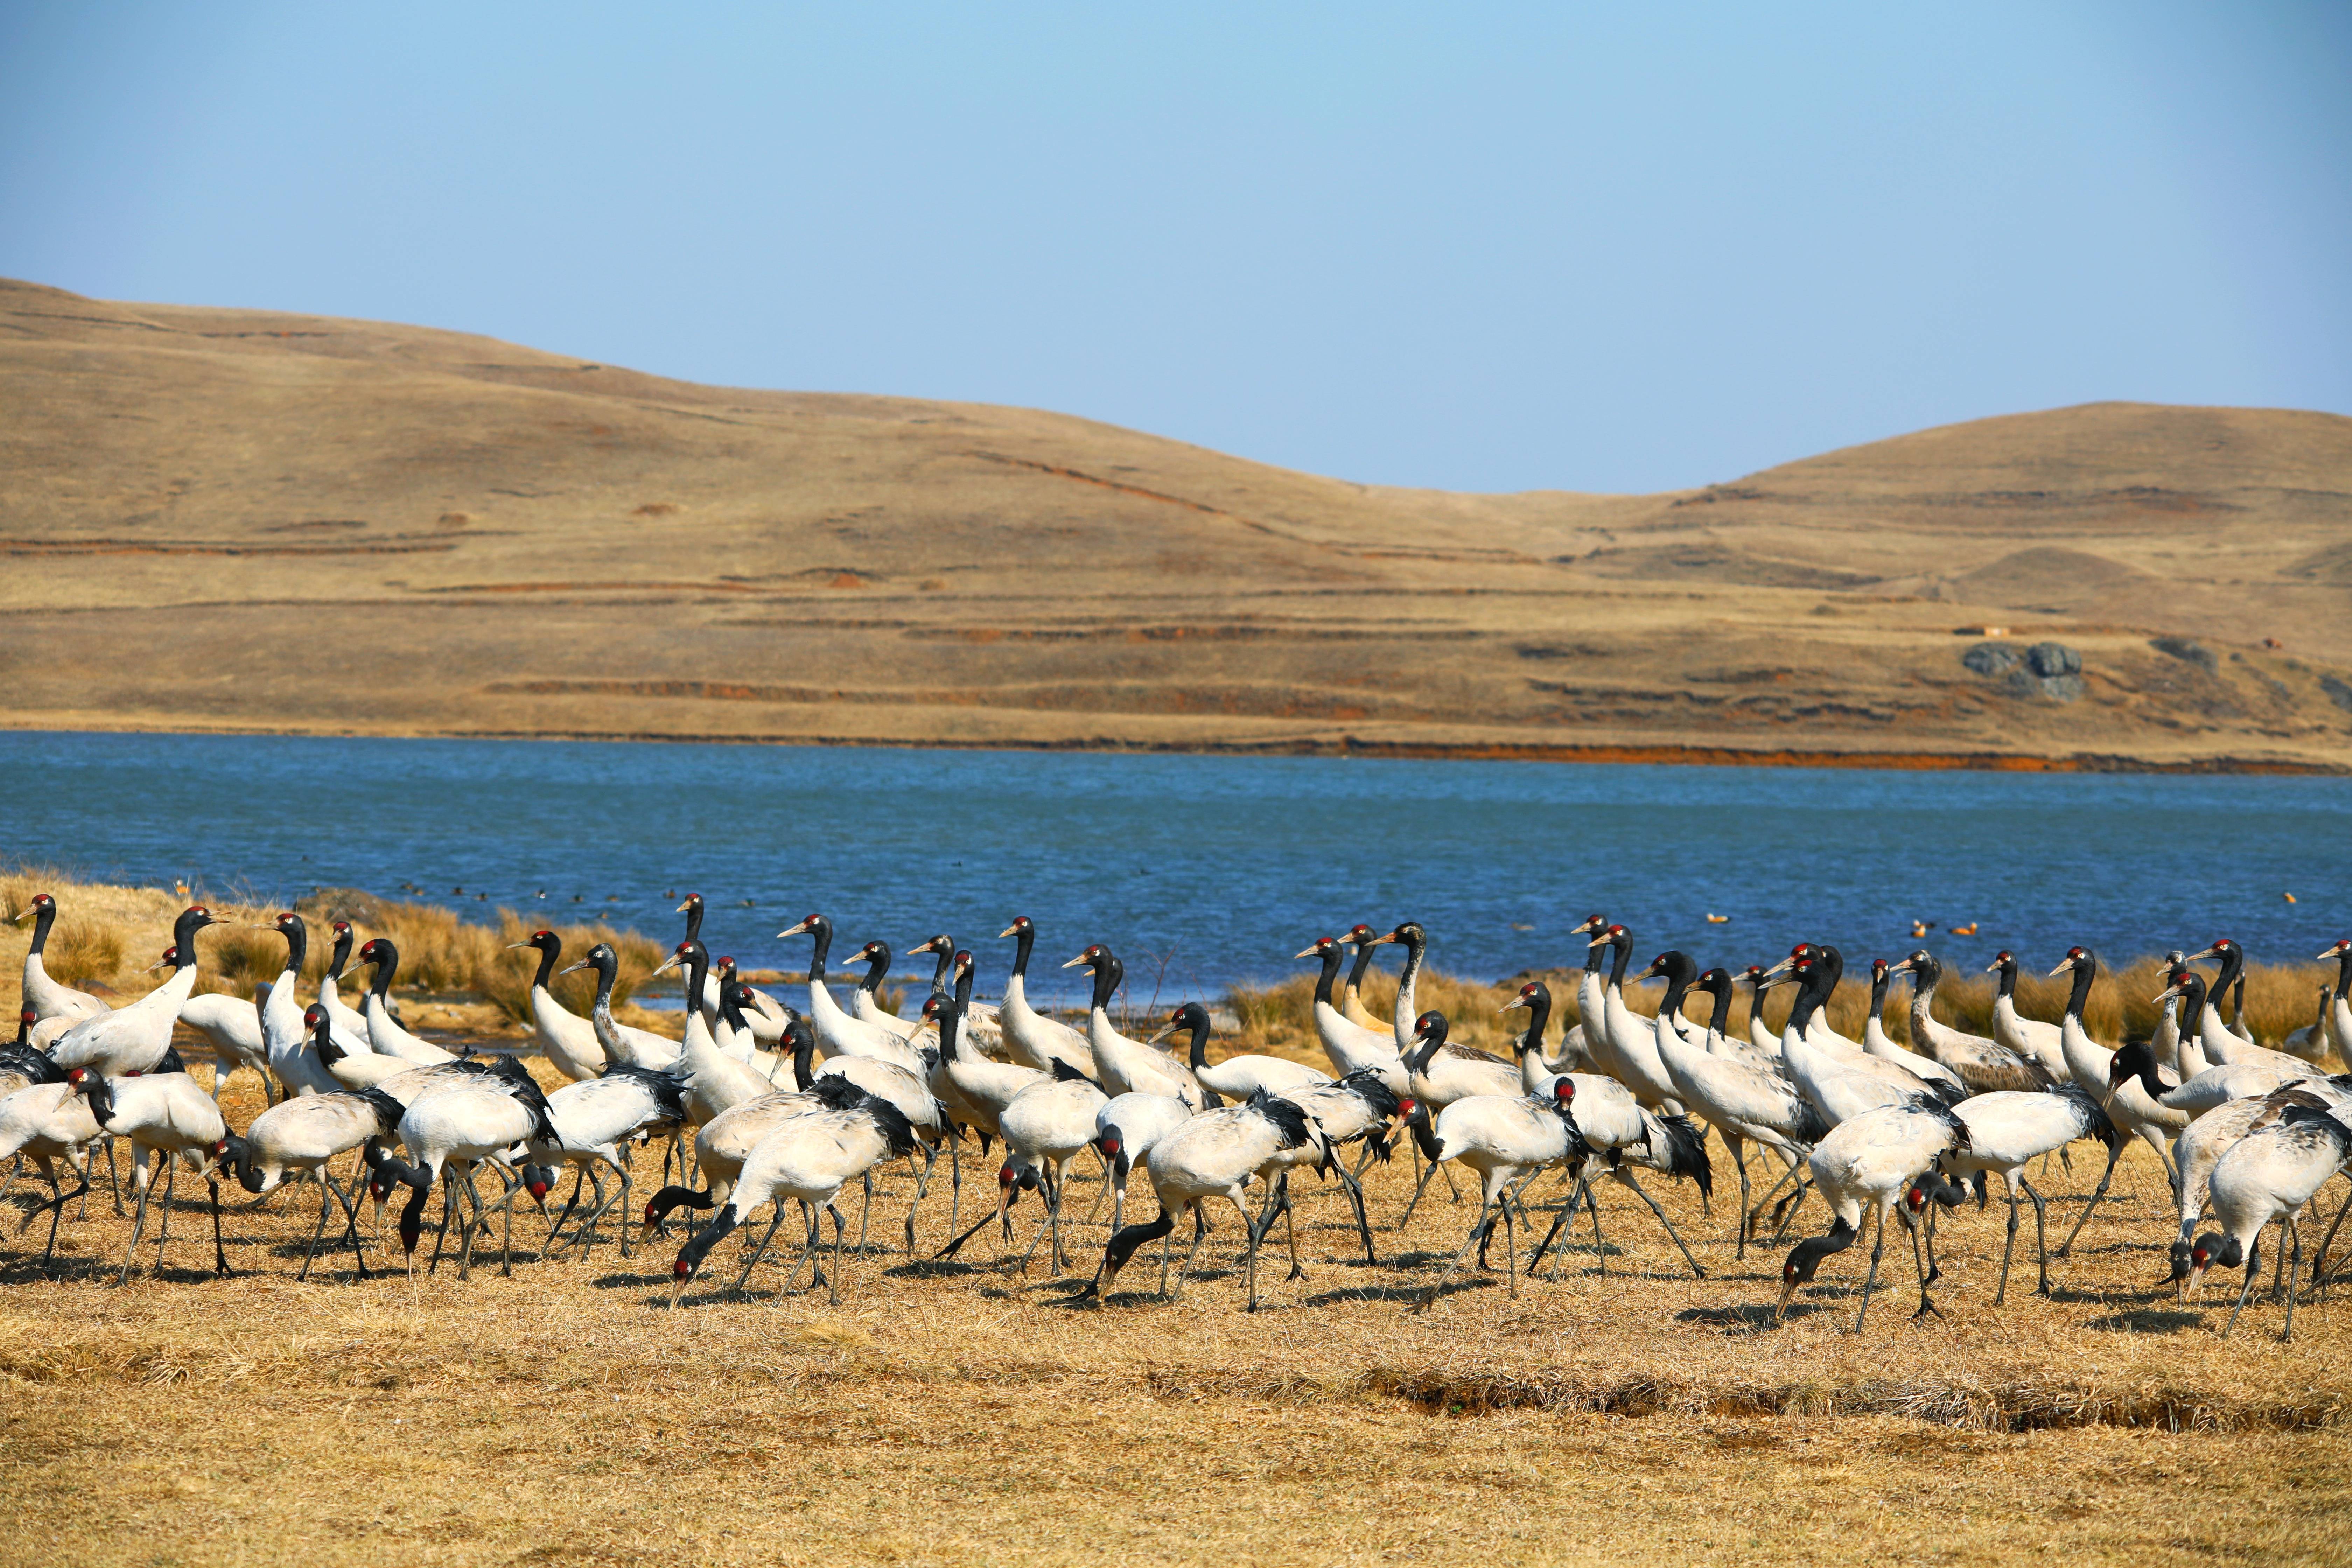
[2221, 1232, 2262, 1339]
[1398, 1149, 1443, 1230]
[299, 1173, 335, 1281]
[2283, 1220, 2302, 1342]
[1853, 1208, 1886, 1334]
[827, 1202, 847, 1306]
[1905, 1208, 1940, 1320]
[2310, 1182, 2352, 1300]
[1412, 1193, 1496, 1313]
[727, 1206, 790, 1295]
[117, 1172, 154, 1287]
[1614, 1169, 1706, 1279]
[1168, 1204, 1211, 1303]
[208, 1178, 229, 1278]
[2055, 1139, 2126, 1258]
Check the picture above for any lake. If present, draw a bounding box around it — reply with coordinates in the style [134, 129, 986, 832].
[2, 730, 2345, 1007]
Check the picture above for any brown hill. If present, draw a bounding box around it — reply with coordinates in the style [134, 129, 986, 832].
[3, 276, 2348, 769]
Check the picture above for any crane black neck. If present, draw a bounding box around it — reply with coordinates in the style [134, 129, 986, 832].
[1007, 924, 1036, 979]
[1700, 973, 1734, 1038]
[855, 943, 892, 995]
[2110, 1040, 2170, 1104]
[1993, 956, 2019, 1001]
[1392, 930, 1426, 996]
[1087, 955, 1123, 1014]
[1345, 938, 1379, 993]
[1788, 972, 1827, 1037]
[1605, 934, 1631, 988]
[926, 940, 954, 997]
[1582, 937, 1608, 976]
[789, 1022, 817, 1089]
[1309, 944, 1343, 1007]
[2205, 943, 2245, 1001]
[681, 896, 703, 944]
[2173, 972, 2206, 1026]
[273, 915, 307, 979]
[170, 908, 211, 971]
[683, 942, 710, 1012]
[2332, 946, 2352, 1001]
[531, 937, 560, 992]
[1656, 964, 1694, 1026]
[1171, 1005, 1212, 1070]
[2063, 956, 2096, 1020]
[369, 944, 399, 999]
[1515, 986, 1552, 1053]
[74, 1072, 117, 1128]
[328, 926, 353, 980]
[1868, 966, 1889, 1021]
[24, 899, 55, 955]
[802, 917, 833, 980]
[588, 951, 617, 1011]
[1406, 1016, 1448, 1073]
[937, 997, 966, 1064]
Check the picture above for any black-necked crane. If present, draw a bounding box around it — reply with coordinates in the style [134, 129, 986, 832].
[1413, 1079, 1588, 1308]
[64, 1059, 232, 1283]
[1277, 1069, 1400, 1263]
[507, 930, 604, 1082]
[2044, 948, 2186, 1255]
[639, 1022, 846, 1239]
[1633, 954, 1822, 1259]
[524, 1063, 687, 1261]
[2151, 1078, 2311, 1295]
[317, 919, 373, 1045]
[1986, 950, 2070, 1084]
[1860, 957, 1967, 1098]
[648, 943, 792, 1121]
[2187, 1103, 2352, 1339]
[841, 940, 919, 1041]
[1084, 1088, 1321, 1310]
[148, 944, 270, 1105]
[1887, 950, 2052, 1094]
[254, 912, 343, 1099]
[777, 913, 927, 1073]
[668, 1082, 918, 1307]
[906, 932, 1006, 1055]
[1094, 1088, 1196, 1233]
[48, 906, 229, 1079]
[2319, 939, 2352, 1065]
[1517, 1062, 1715, 1281]
[1153, 1001, 1329, 1102]
[989, 917, 1092, 1076]
[557, 941, 684, 1072]
[0, 1027, 102, 1265]
[1060, 945, 1203, 1106]
[671, 894, 727, 1017]
[1765, 955, 1946, 1128]
[804, 1008, 955, 1256]
[1741, 963, 1781, 1055]
[1588, 923, 1687, 1111]
[208, 1017, 402, 1280]
[349, 939, 460, 1066]
[1294, 936, 1407, 1091]
[992, 1066, 1109, 1274]
[1776, 1097, 1970, 1331]
[1918, 1082, 2123, 1303]
[710, 953, 795, 1047]
[1761, 942, 1869, 1053]
[365, 1058, 558, 1279]
[1394, 1010, 1521, 1225]
[2184, 940, 2305, 1071]
[14, 892, 107, 1025]
[1499, 980, 1587, 1095]
[926, 955, 1051, 1140]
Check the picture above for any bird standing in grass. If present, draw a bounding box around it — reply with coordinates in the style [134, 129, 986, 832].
[2188, 1102, 2352, 1340]
[1778, 1097, 1969, 1331]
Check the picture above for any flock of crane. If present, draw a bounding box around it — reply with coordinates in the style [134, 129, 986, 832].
[7, 889, 2352, 1340]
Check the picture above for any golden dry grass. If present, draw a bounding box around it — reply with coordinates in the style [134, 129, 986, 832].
[3, 1049, 2349, 1567]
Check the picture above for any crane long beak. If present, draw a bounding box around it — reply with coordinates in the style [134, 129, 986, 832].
[1759, 956, 1794, 979]
[1497, 998, 1526, 1014]
[1144, 1021, 1179, 1046]
[2044, 960, 2072, 978]
[1293, 944, 1325, 960]
[2316, 946, 2346, 962]
[2185, 945, 2220, 962]
[1060, 954, 1089, 969]
[504, 941, 535, 951]
[674, 899, 694, 913]
[558, 959, 592, 976]
[997, 925, 1021, 940]
[651, 953, 683, 976]
[778, 919, 813, 938]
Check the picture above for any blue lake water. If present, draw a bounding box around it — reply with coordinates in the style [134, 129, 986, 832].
[2, 730, 2346, 1007]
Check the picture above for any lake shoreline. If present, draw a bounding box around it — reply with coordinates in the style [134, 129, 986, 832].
[4, 718, 2344, 776]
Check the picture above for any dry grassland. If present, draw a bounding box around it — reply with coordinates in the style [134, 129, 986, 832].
[4, 1056, 2350, 1568]
[5, 872, 2350, 1563]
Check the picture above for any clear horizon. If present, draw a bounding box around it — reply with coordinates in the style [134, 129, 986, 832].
[3, 2, 2346, 495]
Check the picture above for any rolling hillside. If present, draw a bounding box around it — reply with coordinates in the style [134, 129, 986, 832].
[4, 276, 2348, 769]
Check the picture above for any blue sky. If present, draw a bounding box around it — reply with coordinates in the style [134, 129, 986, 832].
[2, 3, 2346, 493]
